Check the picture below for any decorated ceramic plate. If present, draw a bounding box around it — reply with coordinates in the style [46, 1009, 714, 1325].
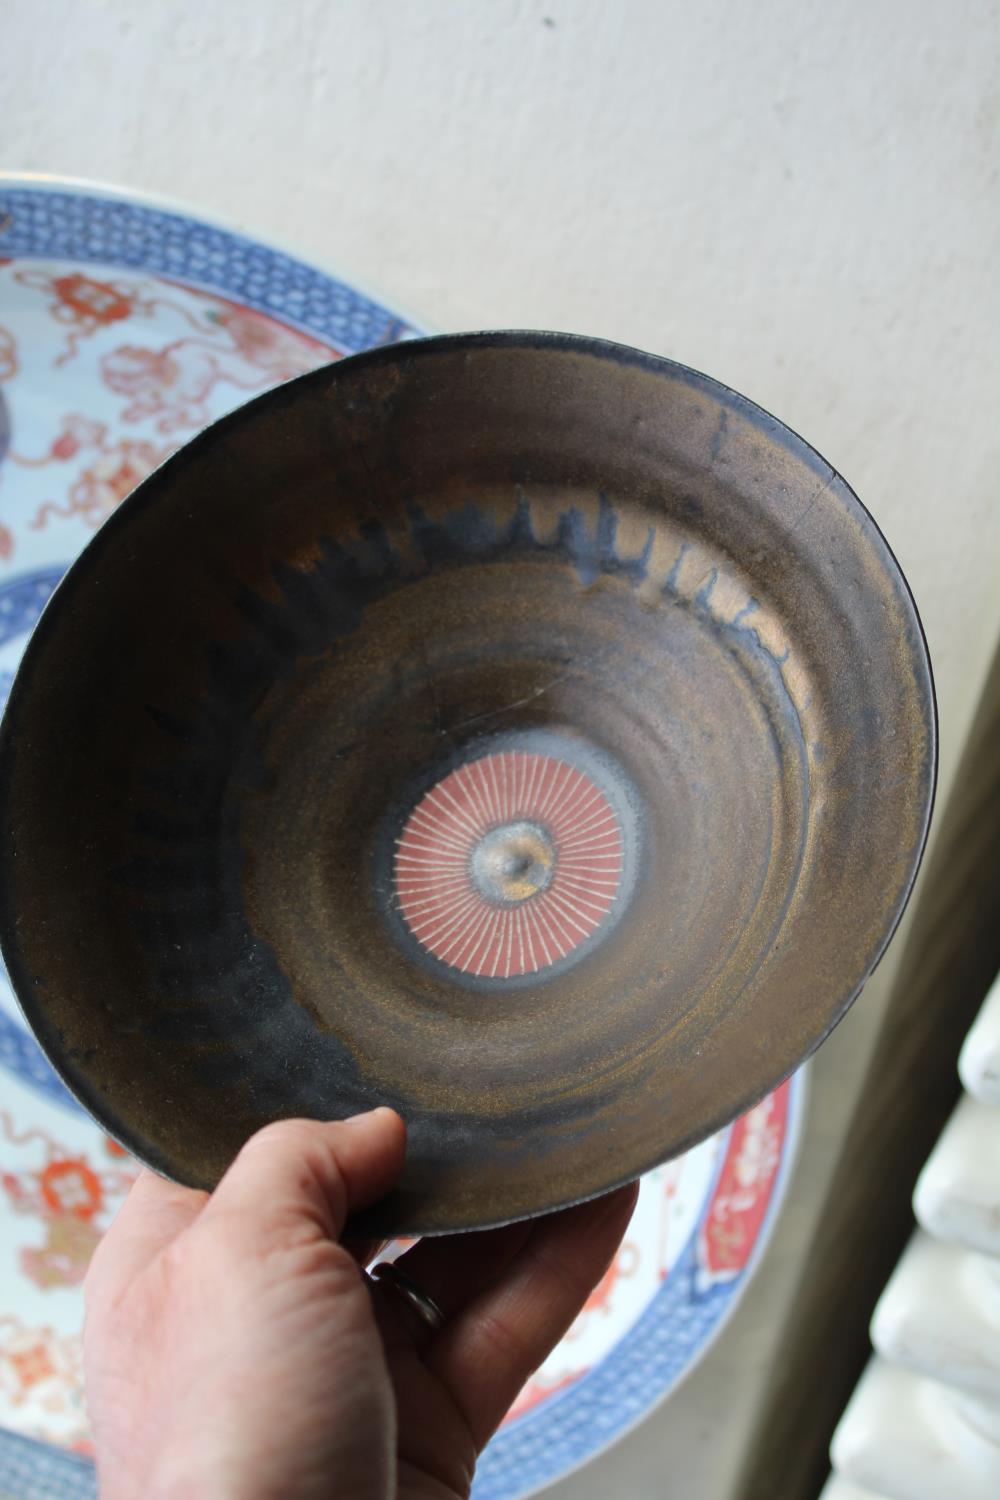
[0, 177, 804, 1499]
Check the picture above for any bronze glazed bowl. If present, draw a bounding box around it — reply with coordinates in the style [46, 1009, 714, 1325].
[0, 333, 935, 1233]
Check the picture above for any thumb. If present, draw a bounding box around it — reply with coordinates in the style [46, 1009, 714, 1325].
[200, 1109, 406, 1245]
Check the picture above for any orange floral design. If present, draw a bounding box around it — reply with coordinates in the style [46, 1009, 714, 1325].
[52, 273, 133, 327]
[0, 1317, 83, 1418]
[40, 1159, 104, 1221]
[9, 413, 109, 468]
[581, 1241, 638, 1316]
[13, 269, 145, 365]
[30, 435, 173, 530]
[100, 341, 262, 433]
[0, 1111, 137, 1291]
[214, 306, 334, 379]
[505, 1369, 580, 1423]
[22, 1217, 102, 1290]
[700, 1084, 789, 1279]
[0, 324, 16, 381]
[9, 1339, 57, 1393]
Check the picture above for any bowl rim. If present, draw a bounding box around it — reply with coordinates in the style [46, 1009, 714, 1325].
[0, 329, 938, 1225]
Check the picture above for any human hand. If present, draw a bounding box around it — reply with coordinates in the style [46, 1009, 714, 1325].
[85, 1110, 637, 1500]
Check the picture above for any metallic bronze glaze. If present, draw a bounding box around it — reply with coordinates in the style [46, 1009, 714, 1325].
[0, 333, 935, 1234]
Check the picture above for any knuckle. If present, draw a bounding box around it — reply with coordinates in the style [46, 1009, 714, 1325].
[224, 1118, 350, 1230]
[242, 1117, 316, 1153]
[234, 1118, 339, 1180]
[471, 1307, 534, 1375]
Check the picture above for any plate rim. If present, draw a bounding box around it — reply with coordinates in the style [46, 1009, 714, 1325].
[0, 170, 427, 347]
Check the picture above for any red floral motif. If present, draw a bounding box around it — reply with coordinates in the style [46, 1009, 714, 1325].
[581, 1241, 639, 1317]
[21, 1218, 103, 1292]
[30, 434, 173, 531]
[13, 269, 149, 366]
[78, 439, 167, 514]
[0, 1317, 83, 1415]
[100, 341, 263, 434]
[505, 1369, 580, 1423]
[100, 311, 334, 436]
[0, 1112, 137, 1290]
[211, 306, 335, 379]
[40, 1159, 103, 1221]
[0, 526, 12, 560]
[9, 1339, 56, 1392]
[10, 414, 109, 468]
[10, 413, 172, 532]
[699, 1082, 790, 1281]
[654, 1159, 683, 1276]
[50, 414, 106, 460]
[53, 274, 132, 326]
[0, 323, 16, 381]
[10, 266, 229, 354]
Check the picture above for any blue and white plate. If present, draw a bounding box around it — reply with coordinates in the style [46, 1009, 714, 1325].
[0, 176, 803, 1500]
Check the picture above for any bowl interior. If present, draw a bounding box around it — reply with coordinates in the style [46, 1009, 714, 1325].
[0, 333, 934, 1232]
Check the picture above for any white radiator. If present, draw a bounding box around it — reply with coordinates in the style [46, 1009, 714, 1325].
[822, 971, 1000, 1500]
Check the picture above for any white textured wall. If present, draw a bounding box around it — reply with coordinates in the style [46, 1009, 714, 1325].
[4, 0, 999, 800]
[5, 0, 999, 784]
[3, 2, 999, 1496]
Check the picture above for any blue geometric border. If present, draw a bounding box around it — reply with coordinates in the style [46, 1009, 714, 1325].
[0, 183, 418, 353]
[0, 566, 65, 650]
[0, 568, 84, 1114]
[0, 1005, 81, 1113]
[0, 1432, 95, 1500]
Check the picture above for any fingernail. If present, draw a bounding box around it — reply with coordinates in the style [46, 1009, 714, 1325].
[339, 1107, 400, 1127]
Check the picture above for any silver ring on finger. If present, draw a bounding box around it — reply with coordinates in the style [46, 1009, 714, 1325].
[369, 1260, 446, 1332]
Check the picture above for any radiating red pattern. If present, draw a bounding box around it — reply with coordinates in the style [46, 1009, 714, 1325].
[395, 751, 623, 978]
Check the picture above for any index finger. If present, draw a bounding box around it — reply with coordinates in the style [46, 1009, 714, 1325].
[200, 1109, 406, 1246]
[426, 1182, 639, 1449]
